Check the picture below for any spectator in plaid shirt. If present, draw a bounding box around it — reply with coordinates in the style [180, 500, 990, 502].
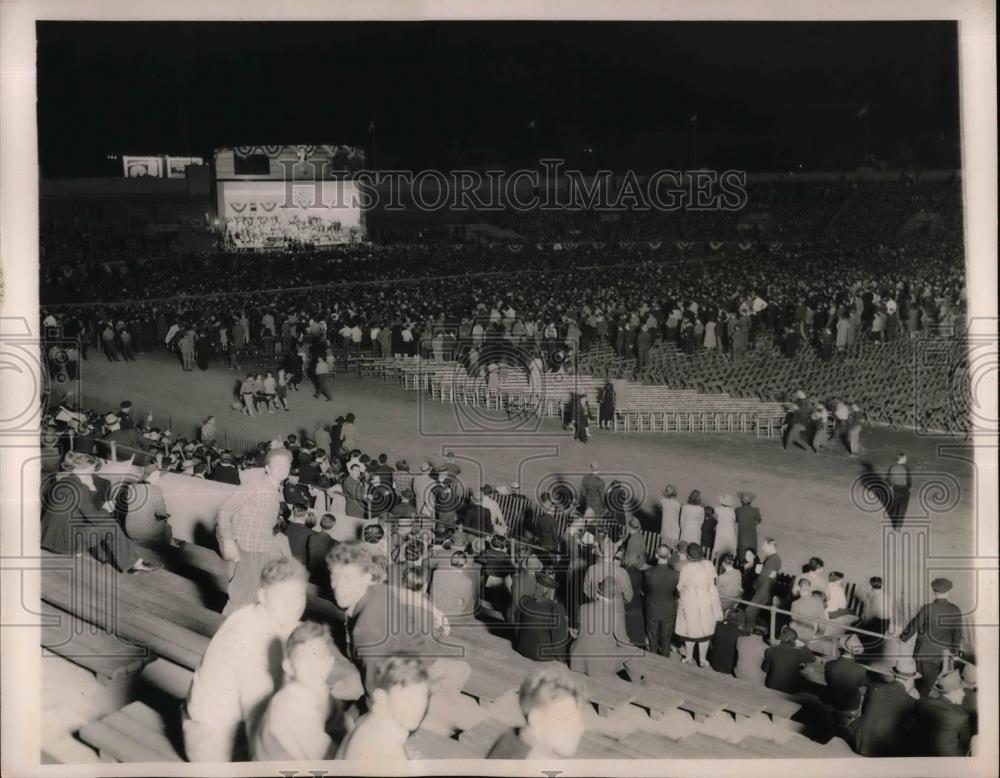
[218, 448, 294, 615]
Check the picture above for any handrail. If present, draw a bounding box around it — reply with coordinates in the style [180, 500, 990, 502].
[719, 592, 972, 668]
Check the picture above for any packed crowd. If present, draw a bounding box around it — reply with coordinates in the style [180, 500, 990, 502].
[39, 390, 977, 761]
[42, 238, 964, 365]
[224, 213, 365, 249]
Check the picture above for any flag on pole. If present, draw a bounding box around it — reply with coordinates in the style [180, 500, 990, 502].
[857, 104, 869, 118]
[688, 113, 698, 124]
[528, 119, 536, 129]
[368, 119, 376, 134]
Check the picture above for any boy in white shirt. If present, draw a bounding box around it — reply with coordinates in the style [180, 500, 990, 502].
[182, 558, 308, 762]
[252, 621, 350, 761]
[336, 656, 430, 762]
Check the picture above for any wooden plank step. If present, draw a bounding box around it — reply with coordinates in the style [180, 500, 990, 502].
[138, 658, 194, 700]
[458, 718, 510, 751]
[40, 601, 151, 683]
[42, 562, 208, 670]
[407, 729, 486, 759]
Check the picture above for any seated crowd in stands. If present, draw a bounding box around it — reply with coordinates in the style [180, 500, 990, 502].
[39, 393, 977, 761]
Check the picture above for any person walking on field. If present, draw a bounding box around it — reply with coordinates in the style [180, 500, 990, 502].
[886, 453, 911, 529]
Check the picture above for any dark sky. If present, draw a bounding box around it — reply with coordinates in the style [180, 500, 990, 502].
[37, 21, 960, 176]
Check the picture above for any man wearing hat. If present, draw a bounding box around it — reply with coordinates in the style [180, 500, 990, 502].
[846, 657, 920, 756]
[513, 569, 570, 663]
[580, 463, 606, 516]
[909, 669, 972, 756]
[101, 412, 152, 465]
[70, 419, 97, 455]
[582, 537, 633, 606]
[644, 544, 680, 657]
[900, 577, 963, 697]
[824, 634, 869, 725]
[734, 492, 762, 558]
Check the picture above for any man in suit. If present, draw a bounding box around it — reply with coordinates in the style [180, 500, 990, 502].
[735, 491, 762, 557]
[341, 463, 369, 521]
[430, 551, 480, 623]
[462, 491, 493, 537]
[305, 514, 337, 589]
[846, 658, 919, 757]
[643, 545, 680, 656]
[209, 451, 241, 485]
[532, 493, 563, 559]
[370, 453, 395, 484]
[513, 572, 570, 663]
[100, 413, 152, 464]
[742, 538, 781, 633]
[580, 463, 606, 515]
[762, 626, 815, 693]
[282, 468, 314, 510]
[900, 577, 963, 697]
[824, 634, 869, 727]
[886, 452, 912, 530]
[910, 669, 972, 756]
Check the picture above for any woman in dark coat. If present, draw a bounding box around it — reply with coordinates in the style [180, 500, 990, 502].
[573, 394, 591, 443]
[40, 452, 158, 573]
[195, 330, 212, 370]
[597, 381, 616, 430]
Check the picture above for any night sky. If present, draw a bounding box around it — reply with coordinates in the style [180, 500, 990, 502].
[36, 21, 960, 176]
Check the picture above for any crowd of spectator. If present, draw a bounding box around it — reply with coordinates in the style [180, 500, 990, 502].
[39, 390, 978, 760]
[224, 213, 365, 250]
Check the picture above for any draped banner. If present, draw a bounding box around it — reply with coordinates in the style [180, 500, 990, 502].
[738, 241, 754, 252]
[709, 241, 725, 251]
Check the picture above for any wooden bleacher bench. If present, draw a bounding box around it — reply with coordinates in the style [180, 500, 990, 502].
[78, 701, 183, 763]
[41, 551, 209, 671]
[41, 600, 152, 684]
